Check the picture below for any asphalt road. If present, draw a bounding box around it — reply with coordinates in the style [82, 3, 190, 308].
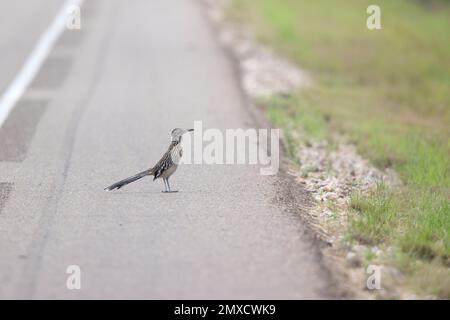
[0, 0, 331, 299]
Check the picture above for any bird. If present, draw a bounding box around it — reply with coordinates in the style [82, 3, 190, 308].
[104, 128, 194, 193]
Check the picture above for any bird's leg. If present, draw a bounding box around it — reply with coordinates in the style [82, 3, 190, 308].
[166, 178, 178, 193]
[162, 178, 168, 193]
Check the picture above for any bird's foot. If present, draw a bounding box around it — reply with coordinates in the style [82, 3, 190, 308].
[162, 190, 178, 193]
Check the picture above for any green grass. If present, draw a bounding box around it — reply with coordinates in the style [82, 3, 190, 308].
[229, 0, 450, 297]
[349, 184, 400, 245]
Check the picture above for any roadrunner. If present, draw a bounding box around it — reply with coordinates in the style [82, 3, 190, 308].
[104, 128, 194, 193]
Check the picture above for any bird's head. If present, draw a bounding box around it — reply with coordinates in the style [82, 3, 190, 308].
[171, 128, 194, 143]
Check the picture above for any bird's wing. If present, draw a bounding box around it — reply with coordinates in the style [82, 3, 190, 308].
[151, 144, 175, 180]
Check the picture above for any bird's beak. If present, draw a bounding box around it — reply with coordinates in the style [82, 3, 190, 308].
[187, 129, 194, 132]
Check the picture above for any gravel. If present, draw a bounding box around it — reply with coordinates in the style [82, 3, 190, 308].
[297, 142, 400, 205]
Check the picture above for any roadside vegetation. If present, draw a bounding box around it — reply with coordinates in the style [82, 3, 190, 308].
[229, 0, 450, 297]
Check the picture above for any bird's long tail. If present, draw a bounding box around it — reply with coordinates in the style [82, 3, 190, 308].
[104, 169, 152, 191]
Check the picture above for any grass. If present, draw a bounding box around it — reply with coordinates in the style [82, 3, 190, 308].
[349, 184, 400, 245]
[229, 0, 450, 297]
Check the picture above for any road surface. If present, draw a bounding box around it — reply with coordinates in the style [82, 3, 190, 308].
[0, 0, 332, 299]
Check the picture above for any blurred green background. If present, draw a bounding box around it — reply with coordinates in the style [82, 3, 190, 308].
[229, 0, 450, 297]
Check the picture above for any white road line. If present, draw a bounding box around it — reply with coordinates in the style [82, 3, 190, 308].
[0, 0, 83, 128]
